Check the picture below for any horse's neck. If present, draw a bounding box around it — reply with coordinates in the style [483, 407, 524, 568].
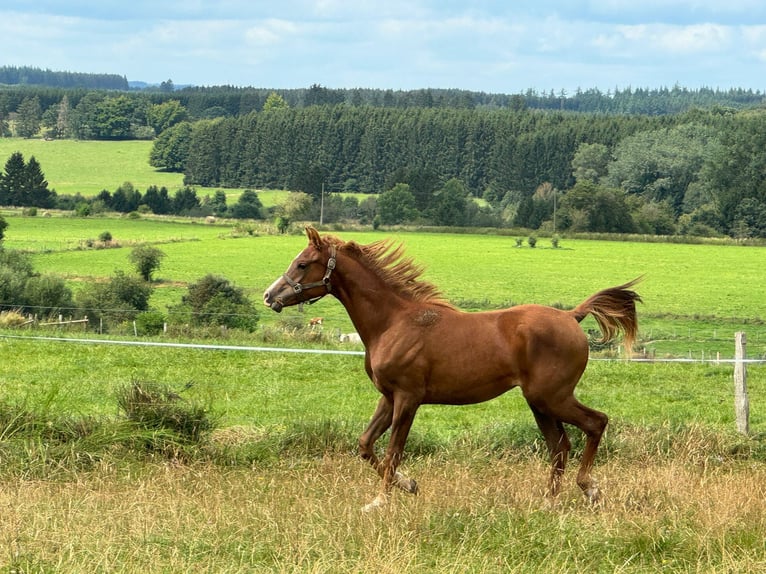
[333, 257, 405, 343]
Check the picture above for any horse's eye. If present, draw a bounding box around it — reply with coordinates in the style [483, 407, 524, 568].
[297, 262, 307, 270]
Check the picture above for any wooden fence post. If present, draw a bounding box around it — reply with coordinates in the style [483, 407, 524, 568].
[734, 331, 749, 435]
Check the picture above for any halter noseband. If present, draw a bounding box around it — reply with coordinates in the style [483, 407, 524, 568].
[281, 245, 337, 304]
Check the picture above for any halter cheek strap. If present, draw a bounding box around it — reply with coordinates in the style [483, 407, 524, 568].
[282, 245, 337, 304]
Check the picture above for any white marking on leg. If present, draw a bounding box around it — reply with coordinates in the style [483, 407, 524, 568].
[362, 493, 389, 513]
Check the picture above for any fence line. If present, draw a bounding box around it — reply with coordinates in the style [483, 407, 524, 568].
[1, 333, 766, 363]
[0, 334, 367, 356]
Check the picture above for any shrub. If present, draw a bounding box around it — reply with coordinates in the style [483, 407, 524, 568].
[77, 270, 152, 330]
[135, 310, 166, 335]
[171, 274, 259, 331]
[0, 249, 34, 275]
[528, 235, 537, 248]
[129, 244, 166, 281]
[0, 267, 29, 309]
[229, 189, 263, 219]
[275, 216, 290, 234]
[0, 249, 74, 316]
[22, 275, 75, 316]
[74, 202, 91, 217]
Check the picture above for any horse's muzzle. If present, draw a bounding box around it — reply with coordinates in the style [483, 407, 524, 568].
[263, 290, 284, 313]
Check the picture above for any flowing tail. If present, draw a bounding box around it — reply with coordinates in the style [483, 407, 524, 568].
[570, 277, 643, 354]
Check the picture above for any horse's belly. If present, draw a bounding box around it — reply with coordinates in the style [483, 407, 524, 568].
[419, 326, 521, 404]
[423, 371, 518, 405]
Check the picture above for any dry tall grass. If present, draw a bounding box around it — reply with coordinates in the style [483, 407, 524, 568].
[2, 444, 765, 573]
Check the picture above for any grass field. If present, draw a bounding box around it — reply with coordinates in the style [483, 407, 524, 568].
[1, 338, 765, 572]
[3, 213, 765, 359]
[2, 178, 766, 569]
[0, 138, 288, 207]
[0, 138, 182, 196]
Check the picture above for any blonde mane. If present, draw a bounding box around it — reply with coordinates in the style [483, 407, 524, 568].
[324, 234, 455, 308]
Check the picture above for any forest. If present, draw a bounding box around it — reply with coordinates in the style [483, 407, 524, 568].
[2, 68, 766, 238]
[0, 66, 128, 90]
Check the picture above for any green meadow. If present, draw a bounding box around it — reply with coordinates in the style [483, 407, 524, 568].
[0, 138, 182, 196]
[3, 213, 764, 359]
[0, 137, 289, 206]
[1, 160, 766, 570]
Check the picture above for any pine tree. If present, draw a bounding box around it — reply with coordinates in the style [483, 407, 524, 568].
[16, 96, 42, 138]
[56, 95, 71, 138]
[0, 152, 27, 205]
[24, 156, 56, 208]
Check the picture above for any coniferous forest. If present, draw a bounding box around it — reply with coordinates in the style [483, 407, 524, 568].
[2, 66, 766, 238]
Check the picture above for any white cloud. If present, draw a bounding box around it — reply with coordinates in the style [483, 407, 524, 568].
[620, 23, 730, 53]
[2, 2, 766, 91]
[245, 19, 299, 47]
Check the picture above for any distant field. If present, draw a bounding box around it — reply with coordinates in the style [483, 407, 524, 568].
[0, 138, 181, 195]
[5, 215, 762, 317]
[0, 138, 287, 207]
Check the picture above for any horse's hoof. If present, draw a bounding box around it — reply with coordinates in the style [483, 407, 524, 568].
[394, 472, 418, 495]
[361, 493, 389, 513]
[585, 486, 603, 506]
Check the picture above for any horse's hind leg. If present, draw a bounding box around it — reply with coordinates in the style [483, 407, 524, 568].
[529, 405, 571, 497]
[553, 398, 608, 503]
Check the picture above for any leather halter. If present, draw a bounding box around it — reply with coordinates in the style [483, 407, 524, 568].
[281, 245, 337, 304]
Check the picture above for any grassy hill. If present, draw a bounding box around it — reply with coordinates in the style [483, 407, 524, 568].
[0, 138, 293, 207]
[0, 138, 182, 196]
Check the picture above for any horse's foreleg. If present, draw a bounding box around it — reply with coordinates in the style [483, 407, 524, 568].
[362, 395, 420, 512]
[358, 396, 393, 474]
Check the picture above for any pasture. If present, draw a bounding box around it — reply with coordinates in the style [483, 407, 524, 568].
[1, 339, 765, 572]
[1, 214, 766, 571]
[3, 213, 765, 358]
[0, 138, 182, 197]
[0, 138, 287, 206]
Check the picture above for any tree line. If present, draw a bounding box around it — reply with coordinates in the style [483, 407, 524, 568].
[148, 104, 766, 238]
[0, 66, 128, 90]
[2, 80, 765, 141]
[2, 74, 766, 238]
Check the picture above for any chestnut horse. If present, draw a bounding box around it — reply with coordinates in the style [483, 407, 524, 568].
[264, 227, 641, 511]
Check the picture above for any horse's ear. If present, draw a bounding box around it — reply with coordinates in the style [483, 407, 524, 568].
[305, 226, 322, 248]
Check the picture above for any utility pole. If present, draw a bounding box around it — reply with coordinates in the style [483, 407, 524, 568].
[320, 181, 325, 225]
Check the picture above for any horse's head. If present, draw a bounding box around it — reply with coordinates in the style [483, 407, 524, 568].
[263, 226, 337, 313]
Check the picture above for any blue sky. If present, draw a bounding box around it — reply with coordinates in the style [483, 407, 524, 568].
[3, 1, 766, 93]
